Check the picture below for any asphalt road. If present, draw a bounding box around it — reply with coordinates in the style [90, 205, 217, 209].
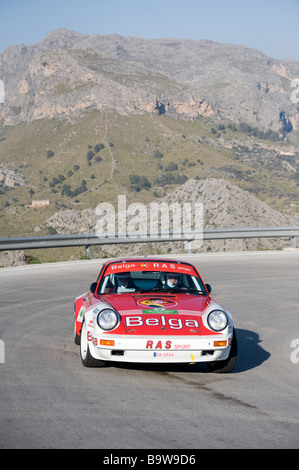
[0, 251, 298, 449]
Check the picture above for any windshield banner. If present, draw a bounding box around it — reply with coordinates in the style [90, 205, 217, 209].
[105, 261, 197, 276]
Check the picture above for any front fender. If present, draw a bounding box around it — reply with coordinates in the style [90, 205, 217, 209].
[74, 293, 88, 337]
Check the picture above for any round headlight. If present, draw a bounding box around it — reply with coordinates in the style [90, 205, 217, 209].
[97, 309, 118, 331]
[207, 310, 228, 332]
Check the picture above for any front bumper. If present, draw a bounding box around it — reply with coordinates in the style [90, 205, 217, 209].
[88, 334, 232, 363]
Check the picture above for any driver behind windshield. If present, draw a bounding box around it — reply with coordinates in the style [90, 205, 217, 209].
[164, 273, 183, 289]
[115, 272, 135, 292]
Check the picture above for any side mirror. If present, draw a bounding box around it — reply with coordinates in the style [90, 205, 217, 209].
[90, 282, 97, 294]
[205, 283, 212, 294]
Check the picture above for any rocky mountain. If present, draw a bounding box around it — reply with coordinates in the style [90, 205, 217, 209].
[47, 177, 297, 232]
[0, 29, 298, 264]
[1, 28, 299, 134]
[45, 178, 298, 257]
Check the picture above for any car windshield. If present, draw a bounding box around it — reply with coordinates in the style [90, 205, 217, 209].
[97, 270, 206, 295]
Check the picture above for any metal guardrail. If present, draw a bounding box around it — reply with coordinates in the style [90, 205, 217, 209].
[0, 226, 298, 255]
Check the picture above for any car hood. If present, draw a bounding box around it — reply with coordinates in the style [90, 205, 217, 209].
[99, 292, 216, 336]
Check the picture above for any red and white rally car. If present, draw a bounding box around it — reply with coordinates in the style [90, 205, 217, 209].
[74, 258, 237, 372]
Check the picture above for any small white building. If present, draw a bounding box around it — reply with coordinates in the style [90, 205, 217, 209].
[31, 200, 50, 207]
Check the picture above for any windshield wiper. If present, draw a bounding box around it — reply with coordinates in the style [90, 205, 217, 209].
[134, 287, 206, 295]
[173, 288, 206, 295]
[184, 289, 206, 295]
[155, 287, 206, 295]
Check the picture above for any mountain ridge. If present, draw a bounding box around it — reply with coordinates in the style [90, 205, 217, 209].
[1, 28, 299, 134]
[0, 29, 298, 263]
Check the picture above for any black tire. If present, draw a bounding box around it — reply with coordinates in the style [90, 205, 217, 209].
[80, 320, 106, 368]
[207, 328, 237, 373]
[74, 322, 81, 345]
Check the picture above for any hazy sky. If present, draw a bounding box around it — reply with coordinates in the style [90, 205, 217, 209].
[1, 0, 299, 61]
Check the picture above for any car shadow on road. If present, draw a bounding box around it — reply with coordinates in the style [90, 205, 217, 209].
[113, 328, 270, 374]
[232, 327, 271, 373]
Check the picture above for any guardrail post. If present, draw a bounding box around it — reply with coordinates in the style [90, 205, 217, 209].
[187, 240, 193, 254]
[85, 245, 91, 259]
[292, 236, 297, 248]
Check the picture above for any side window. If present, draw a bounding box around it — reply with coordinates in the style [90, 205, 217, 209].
[190, 275, 204, 291]
[97, 274, 114, 294]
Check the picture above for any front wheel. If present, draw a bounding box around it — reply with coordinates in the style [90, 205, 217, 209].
[207, 328, 237, 373]
[80, 320, 106, 368]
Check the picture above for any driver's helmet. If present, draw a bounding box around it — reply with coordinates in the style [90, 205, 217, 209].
[115, 272, 131, 285]
[165, 272, 181, 288]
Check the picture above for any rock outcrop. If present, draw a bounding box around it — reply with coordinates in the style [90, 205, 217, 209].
[1, 29, 299, 134]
